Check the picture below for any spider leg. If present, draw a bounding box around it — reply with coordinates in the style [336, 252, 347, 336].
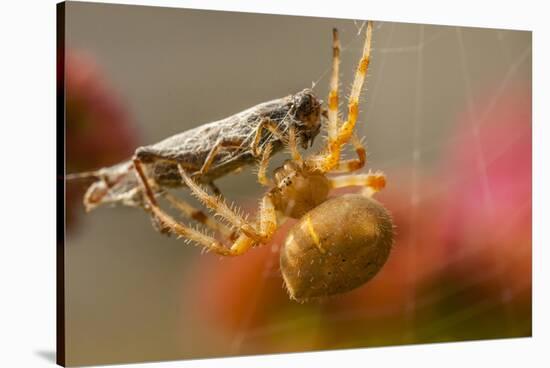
[176, 163, 277, 242]
[287, 125, 303, 164]
[327, 27, 341, 141]
[258, 125, 301, 186]
[257, 142, 274, 186]
[331, 134, 367, 173]
[256, 125, 303, 186]
[133, 157, 278, 256]
[318, 21, 373, 172]
[329, 170, 386, 197]
[162, 192, 237, 240]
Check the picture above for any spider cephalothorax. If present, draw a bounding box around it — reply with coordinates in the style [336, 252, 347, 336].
[133, 21, 394, 302]
[269, 160, 331, 219]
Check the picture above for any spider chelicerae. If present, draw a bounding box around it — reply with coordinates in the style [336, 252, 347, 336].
[133, 21, 394, 302]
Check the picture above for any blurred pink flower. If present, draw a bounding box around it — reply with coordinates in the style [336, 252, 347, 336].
[440, 83, 532, 306]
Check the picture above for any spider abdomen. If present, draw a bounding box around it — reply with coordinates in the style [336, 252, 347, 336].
[280, 194, 394, 302]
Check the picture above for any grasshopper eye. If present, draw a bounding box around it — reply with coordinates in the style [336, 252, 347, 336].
[301, 95, 312, 111]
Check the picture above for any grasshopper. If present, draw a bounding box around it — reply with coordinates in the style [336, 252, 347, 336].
[67, 89, 324, 218]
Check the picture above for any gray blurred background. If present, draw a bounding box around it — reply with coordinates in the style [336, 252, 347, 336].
[64, 1, 531, 366]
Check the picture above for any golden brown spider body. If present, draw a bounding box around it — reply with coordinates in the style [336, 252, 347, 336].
[266, 153, 393, 301]
[280, 193, 393, 302]
[269, 160, 331, 219]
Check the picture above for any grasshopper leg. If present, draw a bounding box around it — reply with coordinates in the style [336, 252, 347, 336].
[133, 157, 277, 256]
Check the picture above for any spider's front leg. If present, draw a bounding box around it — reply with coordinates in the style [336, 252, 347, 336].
[177, 163, 278, 243]
[331, 134, 367, 173]
[162, 192, 236, 241]
[320, 21, 373, 172]
[256, 126, 303, 187]
[257, 142, 274, 186]
[133, 157, 278, 256]
[329, 171, 386, 197]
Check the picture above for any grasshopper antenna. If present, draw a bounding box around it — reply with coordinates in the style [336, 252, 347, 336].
[65, 171, 100, 181]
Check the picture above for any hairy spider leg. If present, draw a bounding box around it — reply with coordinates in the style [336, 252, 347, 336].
[162, 192, 237, 240]
[319, 21, 373, 172]
[257, 142, 274, 186]
[329, 171, 386, 196]
[331, 134, 367, 173]
[327, 27, 341, 141]
[256, 125, 303, 187]
[133, 157, 266, 256]
[177, 164, 278, 243]
[287, 125, 303, 164]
